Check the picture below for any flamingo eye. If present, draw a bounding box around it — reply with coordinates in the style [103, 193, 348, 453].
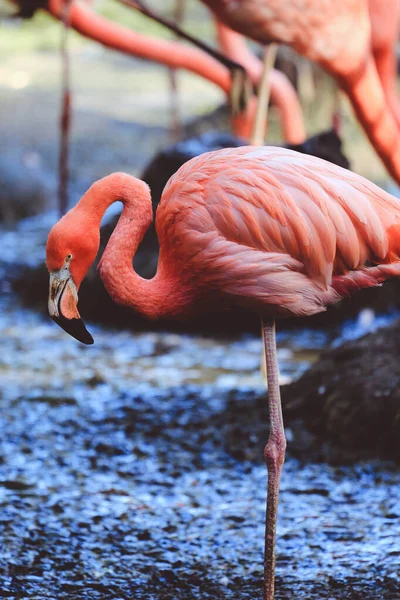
[66, 254, 73, 261]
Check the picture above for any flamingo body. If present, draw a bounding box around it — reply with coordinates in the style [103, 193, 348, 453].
[139, 128, 349, 222]
[153, 146, 400, 319]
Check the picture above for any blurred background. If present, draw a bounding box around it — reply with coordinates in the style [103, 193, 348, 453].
[0, 2, 399, 599]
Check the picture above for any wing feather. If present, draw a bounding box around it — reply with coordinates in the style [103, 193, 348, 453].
[156, 146, 400, 316]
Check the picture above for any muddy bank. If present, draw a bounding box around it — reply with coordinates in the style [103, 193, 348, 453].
[283, 320, 400, 460]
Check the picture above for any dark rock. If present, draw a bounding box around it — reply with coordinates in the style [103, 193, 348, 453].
[0, 480, 33, 491]
[183, 104, 232, 138]
[287, 128, 350, 169]
[282, 320, 400, 460]
[25, 393, 77, 406]
[140, 131, 246, 218]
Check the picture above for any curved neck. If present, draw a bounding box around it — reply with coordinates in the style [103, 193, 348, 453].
[47, 0, 231, 93]
[216, 21, 262, 83]
[79, 173, 183, 319]
[338, 55, 400, 185]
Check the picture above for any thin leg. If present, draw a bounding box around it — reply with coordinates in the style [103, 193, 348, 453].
[58, 0, 73, 217]
[332, 86, 343, 134]
[251, 44, 278, 146]
[262, 319, 286, 600]
[168, 0, 185, 141]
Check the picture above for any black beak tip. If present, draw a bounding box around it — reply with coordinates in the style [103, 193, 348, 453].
[53, 316, 94, 345]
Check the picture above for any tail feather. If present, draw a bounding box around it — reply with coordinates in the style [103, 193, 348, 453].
[332, 262, 400, 299]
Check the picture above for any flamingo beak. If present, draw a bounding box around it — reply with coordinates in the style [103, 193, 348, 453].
[48, 269, 94, 345]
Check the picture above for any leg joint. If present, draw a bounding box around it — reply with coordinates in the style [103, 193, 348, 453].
[264, 433, 286, 469]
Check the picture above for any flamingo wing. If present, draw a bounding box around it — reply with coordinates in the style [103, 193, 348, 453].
[157, 147, 400, 317]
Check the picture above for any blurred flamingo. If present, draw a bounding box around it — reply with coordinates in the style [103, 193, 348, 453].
[217, 5, 400, 131]
[46, 146, 400, 600]
[42, 0, 305, 143]
[201, 0, 400, 184]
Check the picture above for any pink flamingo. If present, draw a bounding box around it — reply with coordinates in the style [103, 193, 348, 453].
[46, 146, 400, 600]
[41, 0, 305, 143]
[201, 0, 400, 184]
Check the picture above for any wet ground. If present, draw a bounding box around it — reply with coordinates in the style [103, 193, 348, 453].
[0, 286, 399, 599]
[1, 20, 400, 600]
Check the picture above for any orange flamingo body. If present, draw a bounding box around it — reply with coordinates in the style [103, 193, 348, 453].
[202, 0, 400, 184]
[46, 147, 400, 600]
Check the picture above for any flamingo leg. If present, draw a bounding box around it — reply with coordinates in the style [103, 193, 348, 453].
[261, 319, 286, 600]
[168, 0, 186, 141]
[58, 0, 73, 217]
[251, 43, 278, 146]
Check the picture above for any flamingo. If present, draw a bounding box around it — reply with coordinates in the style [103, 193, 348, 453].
[46, 146, 400, 600]
[36, 0, 305, 143]
[201, 0, 400, 184]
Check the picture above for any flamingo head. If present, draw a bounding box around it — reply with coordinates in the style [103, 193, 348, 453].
[46, 211, 100, 345]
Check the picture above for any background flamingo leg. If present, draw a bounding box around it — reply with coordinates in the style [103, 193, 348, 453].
[250, 43, 278, 146]
[262, 320, 287, 600]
